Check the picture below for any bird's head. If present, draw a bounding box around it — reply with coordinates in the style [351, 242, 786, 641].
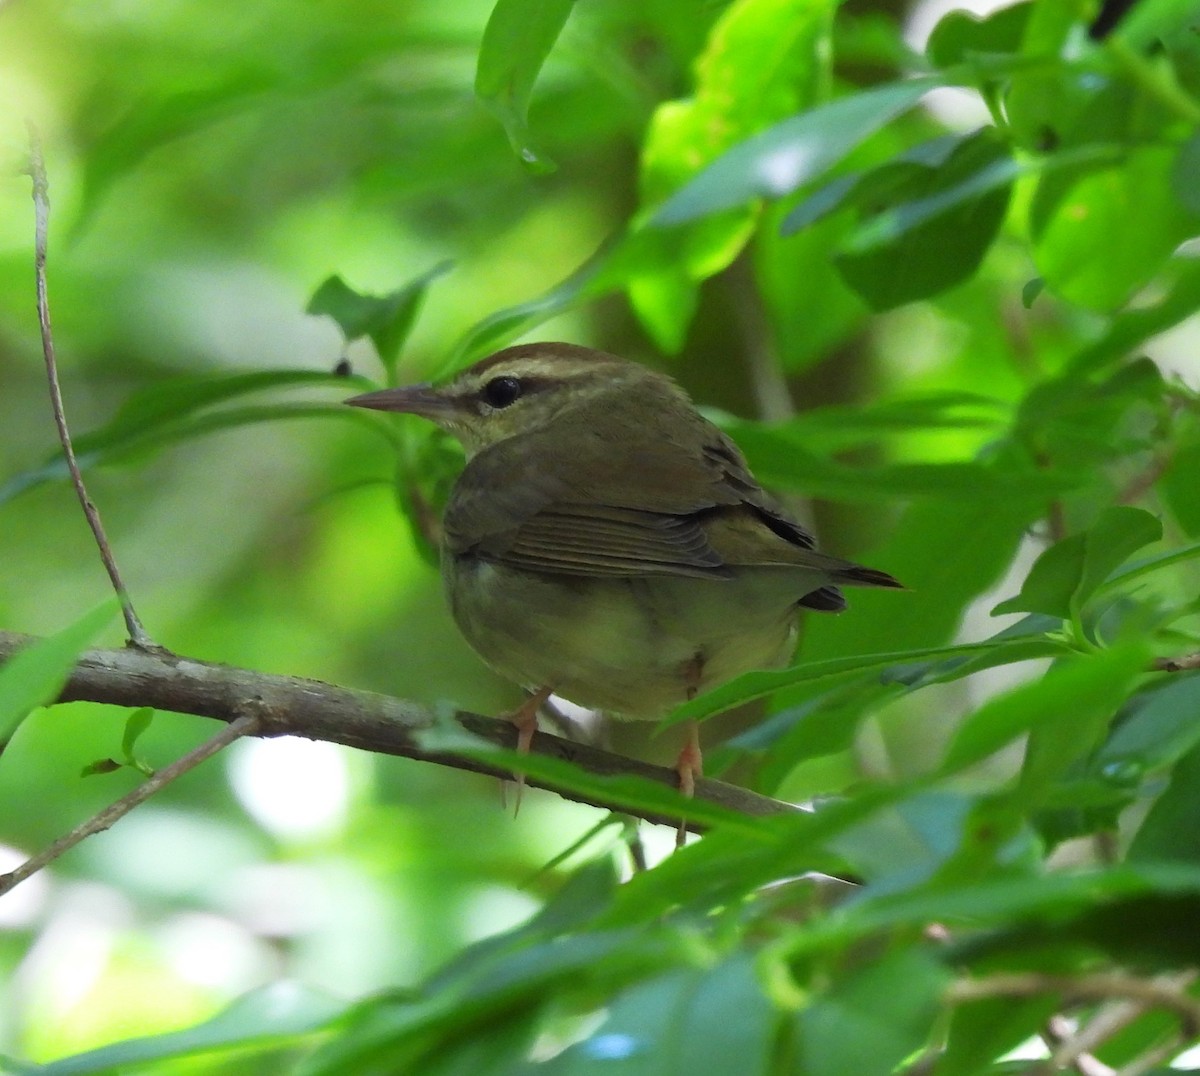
[346, 342, 674, 457]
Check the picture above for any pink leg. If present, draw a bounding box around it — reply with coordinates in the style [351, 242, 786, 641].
[508, 684, 553, 817]
[675, 655, 705, 846]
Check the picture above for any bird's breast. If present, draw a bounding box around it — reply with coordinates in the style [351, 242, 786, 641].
[443, 553, 800, 719]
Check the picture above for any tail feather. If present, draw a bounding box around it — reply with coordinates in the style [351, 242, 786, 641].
[837, 564, 904, 589]
[800, 585, 847, 612]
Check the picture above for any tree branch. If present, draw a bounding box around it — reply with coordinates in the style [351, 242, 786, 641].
[0, 631, 799, 839]
[948, 970, 1200, 1042]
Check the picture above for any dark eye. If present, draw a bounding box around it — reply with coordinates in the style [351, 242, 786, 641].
[481, 375, 523, 409]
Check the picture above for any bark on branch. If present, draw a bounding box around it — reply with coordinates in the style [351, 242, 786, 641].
[0, 630, 797, 835]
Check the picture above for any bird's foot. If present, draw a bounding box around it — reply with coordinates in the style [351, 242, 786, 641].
[504, 684, 553, 816]
[674, 719, 703, 848]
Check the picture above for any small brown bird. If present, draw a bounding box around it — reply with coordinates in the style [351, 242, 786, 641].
[347, 343, 900, 833]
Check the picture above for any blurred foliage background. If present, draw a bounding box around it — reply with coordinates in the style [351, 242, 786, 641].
[2, 0, 1200, 1071]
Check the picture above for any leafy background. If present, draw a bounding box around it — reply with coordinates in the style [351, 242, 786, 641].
[2, 0, 1200, 1071]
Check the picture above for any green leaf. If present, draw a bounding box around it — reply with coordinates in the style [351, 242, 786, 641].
[1032, 146, 1200, 311]
[993, 506, 1163, 619]
[554, 955, 775, 1074]
[474, 0, 578, 172]
[828, 790, 975, 889]
[630, 0, 837, 351]
[120, 707, 155, 760]
[1130, 740, 1200, 864]
[306, 263, 452, 378]
[309, 926, 684, 1075]
[1018, 644, 1151, 803]
[834, 128, 1016, 309]
[797, 948, 948, 1076]
[38, 981, 343, 1074]
[925, 1, 1033, 68]
[1069, 258, 1200, 372]
[788, 861, 1200, 958]
[938, 994, 1062, 1076]
[1171, 129, 1200, 214]
[0, 604, 116, 745]
[1098, 676, 1200, 776]
[651, 78, 939, 226]
[449, 235, 621, 370]
[1, 399, 382, 506]
[413, 723, 772, 834]
[1163, 441, 1200, 536]
[668, 641, 1033, 727]
[940, 645, 1148, 783]
[723, 418, 1078, 503]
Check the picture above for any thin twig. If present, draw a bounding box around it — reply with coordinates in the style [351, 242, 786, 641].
[1154, 652, 1200, 673]
[1041, 1015, 1116, 1076]
[0, 713, 260, 897]
[26, 126, 154, 650]
[949, 970, 1200, 1040]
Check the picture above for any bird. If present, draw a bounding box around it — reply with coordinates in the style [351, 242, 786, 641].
[346, 342, 901, 838]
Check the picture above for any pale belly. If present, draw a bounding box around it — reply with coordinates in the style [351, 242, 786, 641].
[444, 556, 803, 719]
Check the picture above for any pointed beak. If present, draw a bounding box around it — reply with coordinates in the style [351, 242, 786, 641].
[344, 384, 457, 419]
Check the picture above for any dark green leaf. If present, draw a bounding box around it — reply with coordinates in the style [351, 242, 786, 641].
[80, 758, 123, 778]
[1022, 277, 1044, 307]
[552, 955, 774, 1075]
[1172, 130, 1200, 214]
[834, 129, 1015, 310]
[651, 78, 939, 226]
[829, 790, 975, 888]
[1130, 739, 1200, 864]
[797, 948, 948, 1076]
[1098, 676, 1200, 775]
[791, 862, 1200, 956]
[0, 604, 116, 745]
[938, 994, 1062, 1076]
[940, 645, 1149, 780]
[1163, 441, 1200, 536]
[1019, 645, 1151, 803]
[474, 0, 578, 172]
[306, 263, 452, 377]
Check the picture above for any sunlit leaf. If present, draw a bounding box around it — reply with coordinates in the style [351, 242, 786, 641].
[1033, 147, 1200, 311]
[651, 78, 939, 225]
[37, 982, 343, 1074]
